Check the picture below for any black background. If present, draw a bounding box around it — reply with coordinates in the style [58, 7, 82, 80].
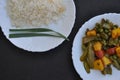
[0, 0, 120, 80]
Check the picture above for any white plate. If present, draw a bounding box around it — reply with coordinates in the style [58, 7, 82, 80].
[0, 0, 76, 52]
[72, 13, 120, 80]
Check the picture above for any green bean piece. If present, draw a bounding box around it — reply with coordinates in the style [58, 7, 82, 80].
[83, 61, 90, 73]
[101, 33, 109, 40]
[82, 36, 96, 44]
[112, 59, 120, 70]
[101, 39, 107, 46]
[106, 66, 112, 75]
[101, 69, 107, 75]
[80, 44, 88, 61]
[82, 44, 86, 50]
[108, 38, 119, 46]
[112, 55, 118, 60]
[110, 56, 114, 61]
[80, 51, 88, 61]
[109, 56, 120, 70]
[101, 66, 112, 75]
[87, 43, 95, 68]
[117, 58, 120, 64]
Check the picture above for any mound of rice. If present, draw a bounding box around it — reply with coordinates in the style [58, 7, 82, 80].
[7, 0, 66, 27]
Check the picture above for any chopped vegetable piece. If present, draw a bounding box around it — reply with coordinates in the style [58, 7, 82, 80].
[102, 56, 111, 66]
[116, 47, 120, 58]
[93, 59, 104, 71]
[112, 29, 117, 38]
[112, 28, 120, 39]
[87, 30, 96, 36]
[95, 50, 104, 58]
[93, 42, 102, 51]
[117, 28, 120, 36]
[106, 47, 116, 55]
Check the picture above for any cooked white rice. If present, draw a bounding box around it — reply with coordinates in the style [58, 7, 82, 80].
[7, 0, 66, 27]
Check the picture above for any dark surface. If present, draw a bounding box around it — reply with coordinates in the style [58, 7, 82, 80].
[0, 0, 120, 80]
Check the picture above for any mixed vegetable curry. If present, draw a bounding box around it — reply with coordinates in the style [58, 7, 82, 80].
[80, 19, 120, 75]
